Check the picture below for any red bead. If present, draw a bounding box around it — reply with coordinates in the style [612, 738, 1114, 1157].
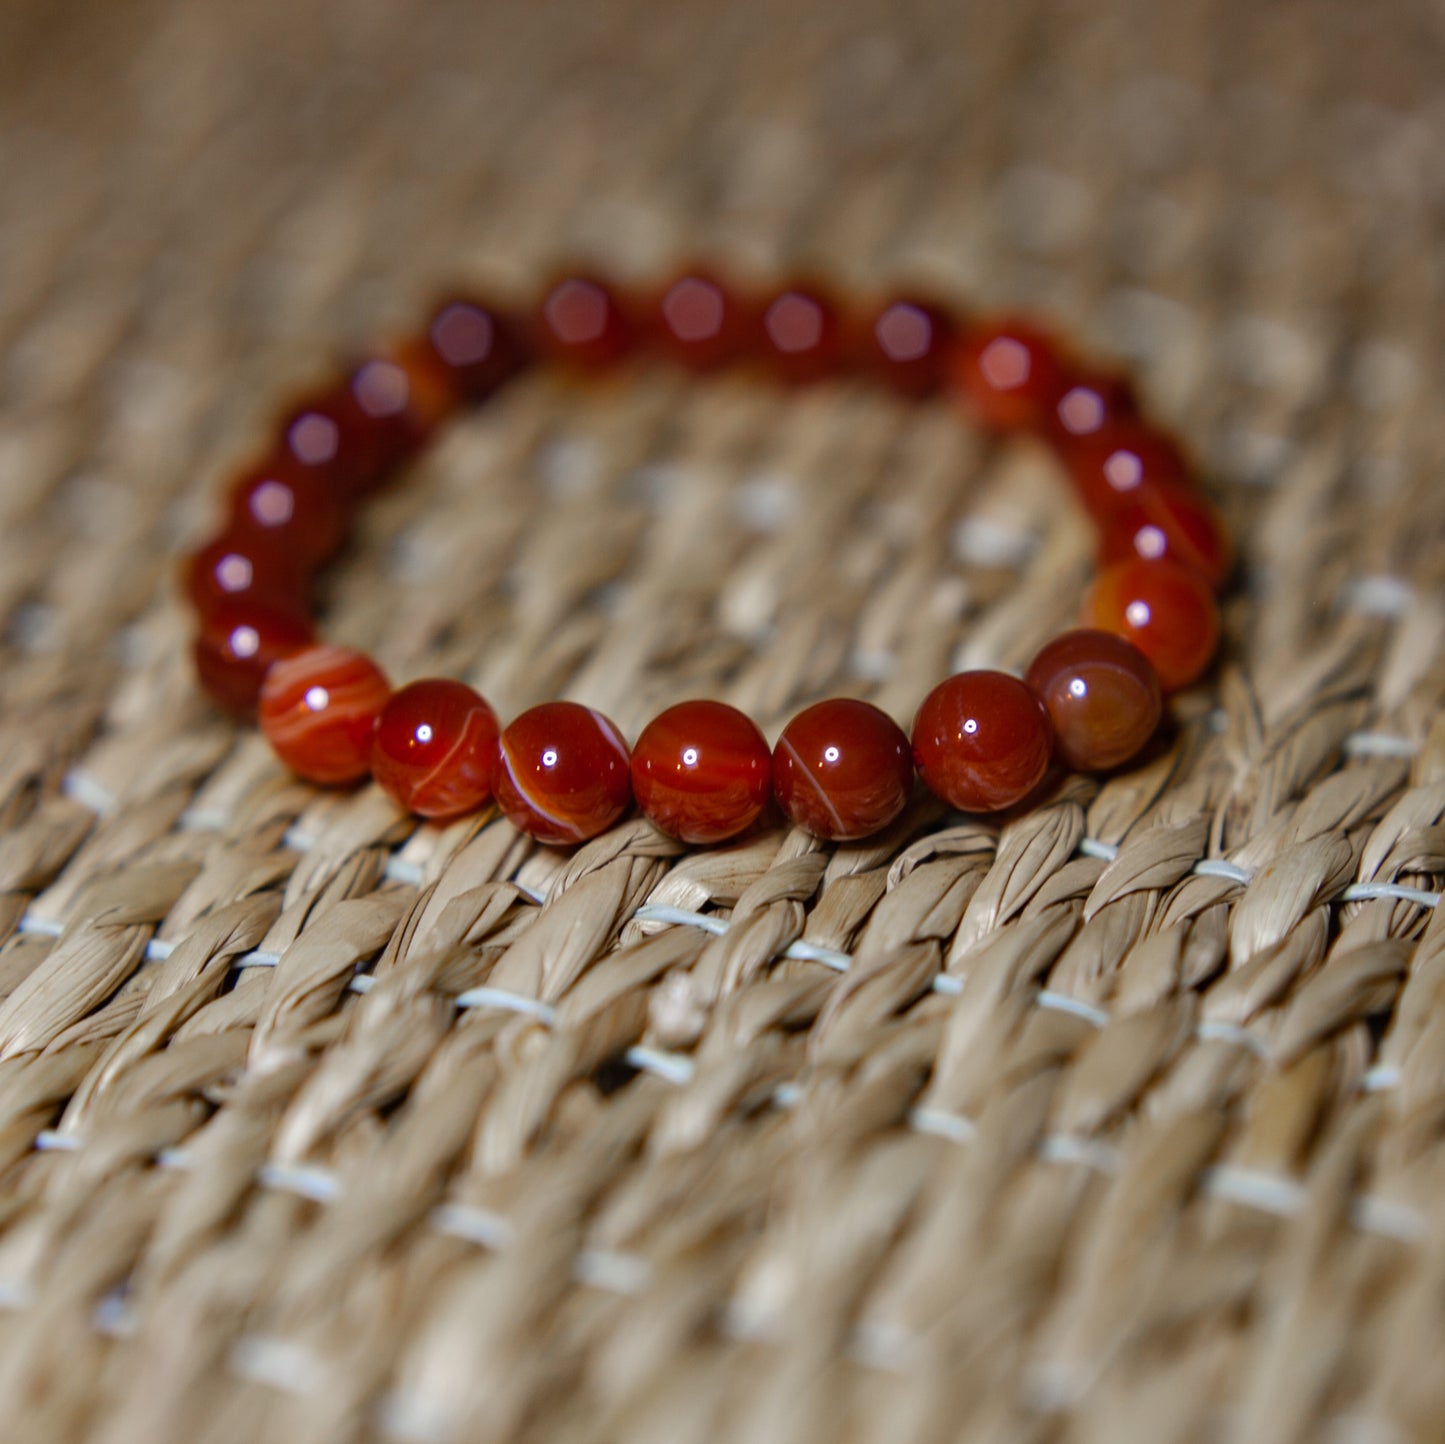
[424, 296, 531, 401]
[773, 699, 914, 840]
[228, 456, 349, 567]
[1048, 369, 1137, 441]
[759, 284, 842, 384]
[259, 644, 391, 786]
[911, 671, 1054, 813]
[193, 599, 314, 716]
[493, 701, 632, 845]
[949, 318, 1068, 432]
[535, 275, 634, 369]
[650, 270, 757, 372]
[631, 700, 770, 843]
[183, 529, 307, 616]
[1084, 558, 1220, 693]
[371, 679, 500, 820]
[1097, 483, 1231, 589]
[1063, 421, 1189, 518]
[852, 297, 957, 396]
[278, 384, 393, 499]
[1024, 630, 1162, 772]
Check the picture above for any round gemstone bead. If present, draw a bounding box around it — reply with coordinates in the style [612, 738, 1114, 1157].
[950, 318, 1068, 432]
[1024, 629, 1162, 772]
[259, 644, 392, 786]
[631, 700, 771, 843]
[278, 383, 395, 499]
[651, 271, 756, 371]
[183, 529, 307, 616]
[424, 296, 530, 401]
[759, 284, 842, 384]
[852, 297, 956, 396]
[371, 679, 500, 820]
[773, 698, 914, 840]
[493, 702, 632, 844]
[536, 275, 634, 369]
[1063, 421, 1189, 518]
[344, 352, 444, 463]
[193, 599, 314, 716]
[1049, 369, 1137, 441]
[1097, 483, 1231, 589]
[228, 457, 350, 567]
[911, 671, 1054, 813]
[1084, 558, 1221, 693]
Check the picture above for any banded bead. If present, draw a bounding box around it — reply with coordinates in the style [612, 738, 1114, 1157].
[259, 645, 391, 786]
[493, 701, 632, 844]
[911, 671, 1054, 813]
[773, 699, 914, 840]
[631, 700, 771, 843]
[1084, 558, 1220, 693]
[372, 679, 500, 820]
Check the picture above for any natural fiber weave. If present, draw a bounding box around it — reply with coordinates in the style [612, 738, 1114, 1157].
[3, 0, 1445, 1439]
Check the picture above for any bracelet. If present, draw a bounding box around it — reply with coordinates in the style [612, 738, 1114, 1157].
[182, 270, 1228, 847]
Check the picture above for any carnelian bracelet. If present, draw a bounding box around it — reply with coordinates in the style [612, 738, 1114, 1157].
[182, 271, 1228, 846]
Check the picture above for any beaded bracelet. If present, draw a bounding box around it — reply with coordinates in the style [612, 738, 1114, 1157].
[183, 270, 1228, 846]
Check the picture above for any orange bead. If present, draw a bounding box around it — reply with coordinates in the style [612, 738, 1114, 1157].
[773, 698, 914, 839]
[911, 671, 1054, 813]
[259, 644, 391, 786]
[493, 702, 632, 844]
[228, 456, 350, 567]
[759, 284, 842, 384]
[1024, 629, 1162, 772]
[183, 529, 307, 616]
[651, 270, 757, 371]
[1097, 483, 1231, 589]
[535, 274, 634, 369]
[372, 679, 500, 820]
[851, 297, 957, 396]
[1062, 421, 1188, 518]
[1084, 558, 1220, 693]
[193, 599, 314, 716]
[950, 318, 1067, 432]
[631, 700, 771, 843]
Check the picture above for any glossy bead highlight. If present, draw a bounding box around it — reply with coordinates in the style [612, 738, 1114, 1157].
[1024, 629, 1162, 772]
[184, 530, 306, 616]
[1064, 422, 1188, 518]
[228, 457, 349, 566]
[1097, 483, 1231, 589]
[493, 702, 632, 844]
[854, 298, 956, 396]
[259, 645, 391, 785]
[193, 599, 314, 716]
[773, 699, 914, 840]
[536, 275, 634, 369]
[911, 671, 1054, 813]
[652, 271, 756, 371]
[372, 678, 500, 820]
[424, 296, 530, 401]
[632, 700, 771, 843]
[1084, 558, 1220, 693]
[950, 319, 1067, 432]
[760, 284, 841, 384]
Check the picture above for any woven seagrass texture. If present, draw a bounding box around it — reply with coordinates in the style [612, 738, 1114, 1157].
[3, 0, 1445, 1439]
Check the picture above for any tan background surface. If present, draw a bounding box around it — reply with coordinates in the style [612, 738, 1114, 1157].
[3, 0, 1445, 1440]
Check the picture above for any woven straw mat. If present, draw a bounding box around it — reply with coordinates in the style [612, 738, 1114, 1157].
[3, 0, 1445, 1440]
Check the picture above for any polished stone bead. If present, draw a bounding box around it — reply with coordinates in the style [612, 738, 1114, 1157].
[371, 678, 500, 820]
[183, 529, 307, 616]
[759, 284, 842, 384]
[1084, 558, 1220, 693]
[950, 318, 1068, 432]
[911, 671, 1054, 813]
[1063, 421, 1189, 518]
[536, 274, 634, 369]
[228, 456, 350, 566]
[631, 699, 770, 843]
[1098, 483, 1231, 589]
[424, 296, 531, 401]
[277, 384, 396, 499]
[651, 270, 757, 371]
[493, 701, 632, 844]
[1024, 629, 1162, 772]
[1048, 369, 1137, 441]
[852, 297, 956, 396]
[193, 599, 314, 716]
[259, 644, 391, 786]
[773, 698, 914, 840]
